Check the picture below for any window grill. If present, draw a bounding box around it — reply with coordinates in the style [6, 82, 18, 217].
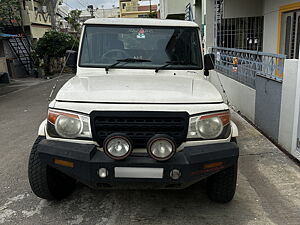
[216, 17, 264, 51]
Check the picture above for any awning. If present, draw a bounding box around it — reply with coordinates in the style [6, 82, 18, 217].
[0, 33, 18, 38]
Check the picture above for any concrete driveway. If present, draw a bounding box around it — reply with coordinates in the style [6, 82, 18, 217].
[0, 75, 299, 225]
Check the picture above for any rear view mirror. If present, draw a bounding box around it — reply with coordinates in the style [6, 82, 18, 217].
[66, 50, 77, 68]
[204, 53, 215, 76]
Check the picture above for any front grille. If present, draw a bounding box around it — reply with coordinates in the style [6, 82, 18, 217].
[90, 111, 189, 148]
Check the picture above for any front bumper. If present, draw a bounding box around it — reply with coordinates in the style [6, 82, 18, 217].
[37, 140, 239, 189]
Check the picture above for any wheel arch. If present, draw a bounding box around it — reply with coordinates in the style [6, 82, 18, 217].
[38, 119, 47, 136]
[231, 121, 238, 138]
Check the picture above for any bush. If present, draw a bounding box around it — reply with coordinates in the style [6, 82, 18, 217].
[35, 31, 79, 74]
[35, 31, 79, 58]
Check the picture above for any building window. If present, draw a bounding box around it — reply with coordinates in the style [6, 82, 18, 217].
[280, 10, 300, 59]
[216, 17, 264, 51]
[122, 3, 126, 10]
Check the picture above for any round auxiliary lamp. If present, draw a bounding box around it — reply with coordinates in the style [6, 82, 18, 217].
[147, 135, 177, 161]
[103, 134, 133, 160]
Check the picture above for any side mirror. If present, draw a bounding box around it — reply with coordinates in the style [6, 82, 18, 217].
[204, 53, 215, 76]
[66, 50, 77, 68]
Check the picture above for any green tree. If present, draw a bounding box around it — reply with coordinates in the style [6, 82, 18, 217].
[36, 30, 78, 58]
[0, 0, 21, 25]
[35, 30, 78, 73]
[65, 10, 82, 34]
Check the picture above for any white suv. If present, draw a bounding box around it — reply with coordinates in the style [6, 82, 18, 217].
[28, 18, 239, 203]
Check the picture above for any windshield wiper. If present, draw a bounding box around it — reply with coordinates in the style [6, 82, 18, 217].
[105, 58, 152, 73]
[155, 61, 182, 73]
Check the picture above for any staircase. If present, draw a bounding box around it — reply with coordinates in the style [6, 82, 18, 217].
[1, 17, 34, 76]
[8, 36, 33, 75]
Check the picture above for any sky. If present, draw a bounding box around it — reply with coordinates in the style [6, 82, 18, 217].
[63, 0, 160, 10]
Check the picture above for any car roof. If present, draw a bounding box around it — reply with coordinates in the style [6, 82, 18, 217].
[84, 18, 199, 28]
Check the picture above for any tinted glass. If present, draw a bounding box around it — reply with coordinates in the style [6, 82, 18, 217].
[80, 25, 202, 69]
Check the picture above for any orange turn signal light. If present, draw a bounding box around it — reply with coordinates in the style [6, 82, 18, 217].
[200, 112, 230, 126]
[54, 159, 74, 168]
[204, 161, 224, 169]
[48, 110, 79, 124]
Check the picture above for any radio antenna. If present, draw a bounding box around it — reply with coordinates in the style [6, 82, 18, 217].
[48, 40, 77, 104]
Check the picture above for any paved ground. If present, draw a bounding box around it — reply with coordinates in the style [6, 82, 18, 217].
[0, 75, 300, 225]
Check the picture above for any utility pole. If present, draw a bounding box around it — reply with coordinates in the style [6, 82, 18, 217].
[149, 0, 152, 13]
[87, 5, 97, 18]
[18, 0, 25, 32]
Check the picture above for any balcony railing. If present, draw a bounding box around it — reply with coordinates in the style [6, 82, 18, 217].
[211, 47, 286, 89]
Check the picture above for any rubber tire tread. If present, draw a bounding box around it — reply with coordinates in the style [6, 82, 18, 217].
[207, 164, 238, 203]
[28, 136, 76, 200]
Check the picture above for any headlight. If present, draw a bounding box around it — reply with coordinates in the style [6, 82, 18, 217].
[187, 111, 230, 139]
[47, 110, 92, 139]
[55, 115, 82, 138]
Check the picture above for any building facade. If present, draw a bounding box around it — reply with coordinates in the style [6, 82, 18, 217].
[206, 0, 300, 57]
[119, 0, 158, 18]
[160, 0, 300, 57]
[20, 0, 53, 41]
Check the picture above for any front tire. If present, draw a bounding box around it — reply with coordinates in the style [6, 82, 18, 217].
[28, 136, 76, 200]
[207, 164, 238, 203]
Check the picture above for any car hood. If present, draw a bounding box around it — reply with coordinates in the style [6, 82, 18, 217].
[55, 75, 223, 104]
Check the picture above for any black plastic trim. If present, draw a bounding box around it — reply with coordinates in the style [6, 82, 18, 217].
[37, 140, 239, 188]
[90, 111, 189, 148]
[189, 109, 229, 117]
[55, 100, 224, 105]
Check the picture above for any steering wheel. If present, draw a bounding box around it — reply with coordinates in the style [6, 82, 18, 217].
[101, 49, 131, 63]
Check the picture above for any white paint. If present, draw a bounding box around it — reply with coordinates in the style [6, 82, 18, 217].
[56, 74, 223, 104]
[0, 194, 27, 224]
[53, 99, 229, 116]
[7, 194, 26, 202]
[278, 55, 300, 161]
[291, 55, 300, 161]
[0, 209, 16, 224]
[21, 200, 48, 217]
[38, 119, 47, 136]
[231, 121, 239, 137]
[84, 17, 198, 27]
[278, 60, 298, 154]
[209, 71, 256, 122]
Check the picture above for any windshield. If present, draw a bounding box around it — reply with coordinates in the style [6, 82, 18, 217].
[79, 25, 203, 70]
